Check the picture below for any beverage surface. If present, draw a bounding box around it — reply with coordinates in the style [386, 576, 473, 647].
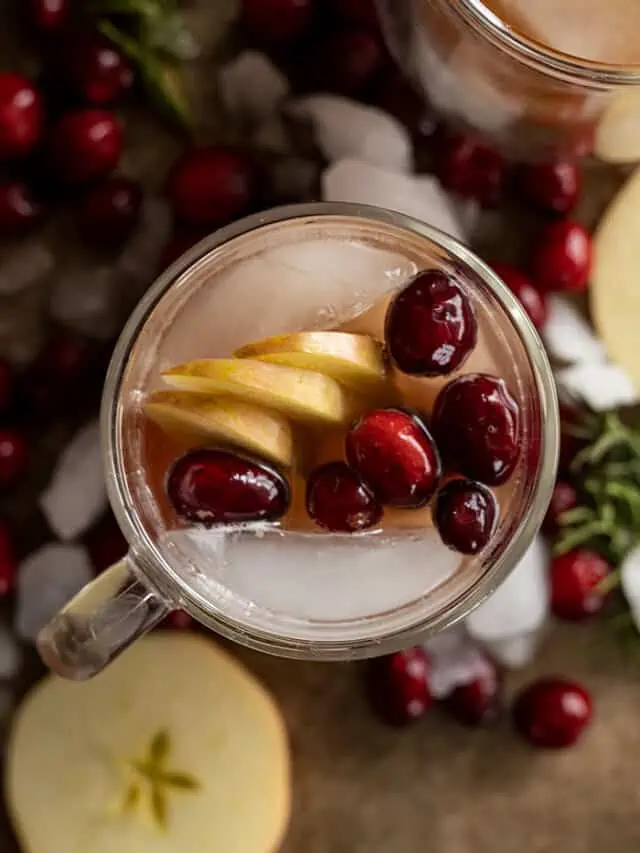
[481, 0, 640, 65]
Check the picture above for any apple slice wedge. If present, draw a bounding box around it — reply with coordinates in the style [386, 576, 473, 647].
[234, 331, 387, 390]
[162, 359, 358, 425]
[591, 167, 640, 389]
[143, 391, 294, 468]
[6, 633, 291, 853]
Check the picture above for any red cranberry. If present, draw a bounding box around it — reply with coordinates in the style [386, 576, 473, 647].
[167, 448, 290, 526]
[0, 73, 43, 160]
[0, 519, 17, 596]
[306, 461, 382, 533]
[366, 647, 432, 726]
[310, 29, 384, 96]
[531, 220, 592, 293]
[432, 374, 520, 486]
[550, 549, 610, 620]
[443, 657, 503, 727]
[543, 479, 578, 535]
[51, 30, 134, 105]
[434, 131, 506, 208]
[75, 176, 142, 248]
[0, 429, 28, 488]
[163, 609, 194, 630]
[512, 677, 592, 748]
[385, 270, 477, 377]
[47, 109, 122, 185]
[167, 146, 255, 228]
[331, 0, 379, 26]
[22, 331, 95, 412]
[0, 359, 12, 411]
[518, 160, 581, 217]
[27, 0, 70, 31]
[241, 0, 315, 44]
[84, 513, 128, 574]
[434, 478, 498, 555]
[0, 179, 46, 236]
[346, 408, 440, 508]
[491, 262, 548, 332]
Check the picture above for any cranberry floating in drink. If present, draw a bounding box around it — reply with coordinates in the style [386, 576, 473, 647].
[434, 479, 498, 555]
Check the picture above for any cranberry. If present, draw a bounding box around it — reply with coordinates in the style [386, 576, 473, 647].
[163, 609, 195, 630]
[512, 677, 592, 748]
[75, 176, 142, 248]
[531, 220, 592, 293]
[51, 30, 134, 105]
[385, 270, 477, 377]
[0, 519, 17, 596]
[167, 448, 290, 526]
[432, 374, 520, 486]
[0, 179, 46, 236]
[0, 73, 43, 160]
[306, 461, 382, 533]
[330, 0, 379, 26]
[490, 262, 548, 331]
[550, 549, 610, 620]
[443, 657, 503, 727]
[47, 109, 122, 185]
[0, 429, 28, 488]
[84, 513, 128, 574]
[310, 29, 384, 96]
[434, 478, 498, 555]
[346, 408, 440, 508]
[0, 359, 12, 411]
[543, 480, 578, 535]
[22, 331, 95, 412]
[240, 0, 315, 44]
[434, 131, 506, 208]
[27, 0, 70, 31]
[518, 160, 581, 217]
[366, 647, 432, 726]
[167, 146, 255, 228]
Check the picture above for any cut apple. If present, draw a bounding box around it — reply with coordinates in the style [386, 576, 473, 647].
[143, 391, 294, 468]
[591, 167, 640, 389]
[162, 358, 357, 425]
[5, 633, 291, 853]
[595, 91, 640, 164]
[234, 331, 387, 390]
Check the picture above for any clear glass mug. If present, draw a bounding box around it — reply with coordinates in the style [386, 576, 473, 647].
[37, 203, 559, 680]
[376, 0, 640, 161]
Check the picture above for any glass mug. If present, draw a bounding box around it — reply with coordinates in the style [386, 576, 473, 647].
[38, 203, 559, 680]
[376, 0, 640, 161]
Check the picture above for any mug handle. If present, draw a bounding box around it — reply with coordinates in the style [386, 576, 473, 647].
[37, 555, 171, 680]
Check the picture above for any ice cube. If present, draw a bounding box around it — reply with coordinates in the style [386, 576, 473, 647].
[288, 95, 413, 171]
[15, 543, 93, 642]
[556, 362, 639, 411]
[322, 159, 465, 241]
[49, 265, 120, 340]
[219, 50, 290, 123]
[543, 296, 607, 364]
[40, 420, 107, 542]
[423, 627, 495, 699]
[0, 624, 21, 679]
[480, 633, 540, 669]
[0, 242, 55, 296]
[466, 536, 550, 641]
[620, 545, 640, 630]
[117, 196, 172, 304]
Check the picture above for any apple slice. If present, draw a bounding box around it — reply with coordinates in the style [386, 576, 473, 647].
[6, 633, 291, 853]
[234, 331, 387, 390]
[595, 91, 640, 164]
[591, 167, 640, 389]
[162, 359, 357, 425]
[143, 391, 294, 468]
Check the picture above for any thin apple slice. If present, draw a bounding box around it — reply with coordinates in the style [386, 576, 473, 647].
[143, 391, 294, 468]
[162, 359, 357, 425]
[591, 167, 640, 389]
[234, 331, 387, 390]
[595, 91, 640, 164]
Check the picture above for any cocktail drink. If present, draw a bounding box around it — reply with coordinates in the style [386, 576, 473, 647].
[38, 204, 558, 679]
[377, 0, 640, 161]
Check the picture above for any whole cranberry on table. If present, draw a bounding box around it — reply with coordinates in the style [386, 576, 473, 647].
[550, 548, 611, 620]
[0, 179, 46, 236]
[167, 146, 256, 228]
[543, 479, 579, 535]
[163, 609, 195, 630]
[0, 518, 17, 596]
[240, 0, 316, 45]
[308, 28, 384, 96]
[490, 262, 548, 332]
[443, 656, 503, 727]
[306, 461, 382, 533]
[48, 29, 134, 106]
[0, 72, 43, 160]
[517, 160, 581, 217]
[433, 131, 506, 208]
[27, 0, 70, 32]
[531, 220, 592, 293]
[21, 330, 95, 412]
[366, 647, 432, 726]
[513, 677, 592, 748]
[75, 176, 143, 248]
[0, 429, 29, 488]
[47, 109, 122, 185]
[330, 0, 379, 27]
